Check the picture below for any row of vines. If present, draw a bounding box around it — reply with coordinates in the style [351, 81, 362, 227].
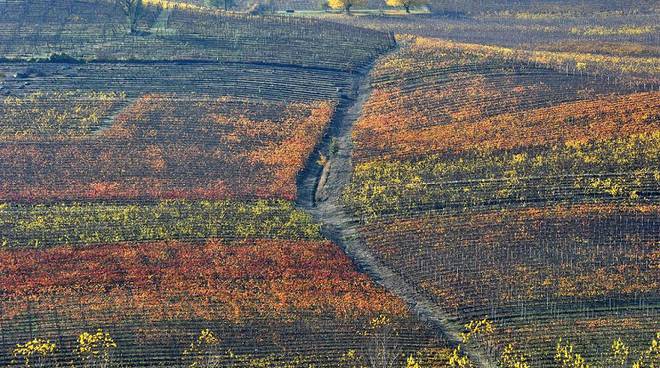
[344, 36, 659, 366]
[1, 93, 334, 201]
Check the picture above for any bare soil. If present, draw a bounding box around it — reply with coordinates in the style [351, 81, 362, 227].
[295, 52, 497, 367]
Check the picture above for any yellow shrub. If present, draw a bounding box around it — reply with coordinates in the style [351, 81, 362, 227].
[13, 338, 57, 367]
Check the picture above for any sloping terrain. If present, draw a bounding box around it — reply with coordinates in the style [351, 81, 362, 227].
[341, 36, 659, 366]
[0, 0, 393, 70]
[1, 1, 658, 367]
[0, 2, 450, 367]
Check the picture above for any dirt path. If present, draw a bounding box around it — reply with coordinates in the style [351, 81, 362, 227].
[295, 55, 497, 368]
[92, 97, 136, 135]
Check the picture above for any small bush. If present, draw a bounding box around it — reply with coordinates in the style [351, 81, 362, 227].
[47, 53, 83, 63]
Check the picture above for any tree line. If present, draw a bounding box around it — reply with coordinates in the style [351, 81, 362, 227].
[326, 0, 429, 14]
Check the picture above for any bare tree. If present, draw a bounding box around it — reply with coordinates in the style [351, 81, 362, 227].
[116, 0, 144, 34]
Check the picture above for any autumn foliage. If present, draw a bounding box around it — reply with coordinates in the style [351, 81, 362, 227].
[0, 200, 322, 248]
[0, 95, 334, 202]
[0, 91, 126, 138]
[0, 239, 437, 366]
[355, 91, 659, 161]
[0, 239, 407, 322]
[359, 202, 660, 365]
[346, 35, 660, 366]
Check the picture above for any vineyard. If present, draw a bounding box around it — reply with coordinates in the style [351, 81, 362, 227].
[0, 0, 451, 366]
[343, 35, 659, 366]
[315, 3, 659, 83]
[0, 62, 354, 102]
[0, 94, 335, 201]
[0, 238, 445, 366]
[358, 204, 659, 365]
[1, 0, 658, 366]
[0, 91, 126, 138]
[0, 0, 394, 70]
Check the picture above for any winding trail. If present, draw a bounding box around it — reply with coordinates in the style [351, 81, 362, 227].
[295, 53, 497, 368]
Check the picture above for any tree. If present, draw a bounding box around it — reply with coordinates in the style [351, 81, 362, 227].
[500, 344, 530, 368]
[608, 338, 630, 367]
[460, 318, 496, 354]
[205, 0, 235, 11]
[448, 346, 473, 368]
[555, 339, 590, 368]
[183, 329, 222, 367]
[75, 329, 118, 367]
[364, 315, 401, 368]
[12, 338, 57, 368]
[116, 0, 144, 34]
[327, 0, 366, 14]
[406, 355, 421, 368]
[385, 0, 428, 13]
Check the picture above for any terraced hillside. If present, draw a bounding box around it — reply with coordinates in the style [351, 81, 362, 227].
[0, 0, 396, 204]
[0, 95, 335, 201]
[2, 0, 658, 367]
[314, 1, 659, 83]
[1, 223, 445, 366]
[341, 35, 659, 366]
[0, 2, 455, 367]
[0, 0, 393, 70]
[0, 62, 352, 102]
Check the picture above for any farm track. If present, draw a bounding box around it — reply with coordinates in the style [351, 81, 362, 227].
[93, 97, 136, 135]
[295, 51, 497, 368]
